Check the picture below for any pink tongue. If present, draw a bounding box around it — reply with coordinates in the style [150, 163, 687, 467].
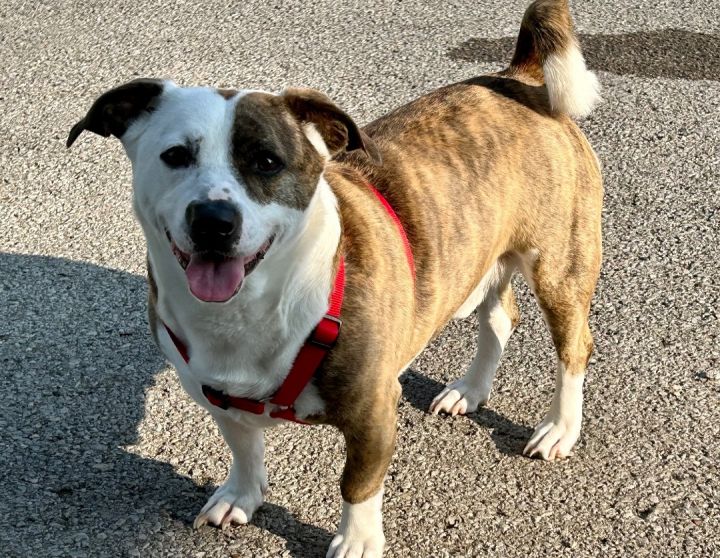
[186, 254, 246, 302]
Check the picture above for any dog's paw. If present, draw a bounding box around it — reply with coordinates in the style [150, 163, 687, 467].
[523, 416, 580, 461]
[193, 479, 265, 530]
[429, 378, 488, 416]
[327, 493, 385, 558]
[326, 532, 385, 558]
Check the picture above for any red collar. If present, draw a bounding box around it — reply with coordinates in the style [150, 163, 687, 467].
[162, 182, 413, 424]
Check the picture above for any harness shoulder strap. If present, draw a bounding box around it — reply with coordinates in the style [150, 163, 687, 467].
[270, 258, 345, 409]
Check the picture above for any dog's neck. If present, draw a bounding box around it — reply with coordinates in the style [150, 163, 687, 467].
[255, 174, 342, 334]
[147, 175, 341, 368]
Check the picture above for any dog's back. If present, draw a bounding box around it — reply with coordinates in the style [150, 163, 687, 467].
[330, 0, 602, 346]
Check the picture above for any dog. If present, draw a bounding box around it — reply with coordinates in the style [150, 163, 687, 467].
[67, 0, 602, 555]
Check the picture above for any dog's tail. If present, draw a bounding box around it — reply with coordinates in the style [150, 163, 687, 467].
[507, 0, 600, 118]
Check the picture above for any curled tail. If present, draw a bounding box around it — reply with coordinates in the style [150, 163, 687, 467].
[508, 0, 600, 118]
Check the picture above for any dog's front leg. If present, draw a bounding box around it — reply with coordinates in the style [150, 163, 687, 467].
[327, 392, 398, 558]
[193, 414, 267, 529]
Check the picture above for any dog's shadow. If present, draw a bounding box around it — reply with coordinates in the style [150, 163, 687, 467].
[400, 369, 533, 456]
[2, 253, 532, 556]
[0, 253, 330, 557]
[447, 28, 720, 82]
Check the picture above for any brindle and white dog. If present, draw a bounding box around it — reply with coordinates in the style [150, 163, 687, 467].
[67, 0, 602, 555]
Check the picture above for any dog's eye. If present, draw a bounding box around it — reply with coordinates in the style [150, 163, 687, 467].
[160, 146, 195, 168]
[251, 151, 284, 175]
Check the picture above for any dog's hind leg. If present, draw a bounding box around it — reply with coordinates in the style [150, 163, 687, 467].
[521, 236, 601, 460]
[430, 261, 519, 416]
[193, 416, 267, 529]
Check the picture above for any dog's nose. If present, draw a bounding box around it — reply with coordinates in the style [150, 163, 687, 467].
[186, 200, 241, 250]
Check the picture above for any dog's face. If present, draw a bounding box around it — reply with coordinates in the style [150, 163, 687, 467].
[68, 79, 379, 302]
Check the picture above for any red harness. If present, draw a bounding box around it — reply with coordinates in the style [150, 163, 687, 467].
[163, 183, 413, 424]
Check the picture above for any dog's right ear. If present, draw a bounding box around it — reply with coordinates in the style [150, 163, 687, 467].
[281, 87, 382, 165]
[66, 78, 165, 148]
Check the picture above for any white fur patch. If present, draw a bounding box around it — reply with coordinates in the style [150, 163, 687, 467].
[207, 185, 232, 201]
[544, 42, 601, 118]
[303, 123, 330, 158]
[327, 488, 385, 558]
[523, 363, 584, 460]
[292, 381, 326, 419]
[152, 176, 340, 425]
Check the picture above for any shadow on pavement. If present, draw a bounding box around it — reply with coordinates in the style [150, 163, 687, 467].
[0, 253, 329, 557]
[252, 503, 334, 558]
[400, 369, 533, 456]
[447, 29, 720, 81]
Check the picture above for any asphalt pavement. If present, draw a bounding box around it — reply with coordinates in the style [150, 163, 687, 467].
[1, 0, 718, 556]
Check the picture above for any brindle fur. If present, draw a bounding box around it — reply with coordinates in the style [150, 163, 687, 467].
[312, 18, 602, 503]
[231, 92, 326, 210]
[508, 0, 574, 82]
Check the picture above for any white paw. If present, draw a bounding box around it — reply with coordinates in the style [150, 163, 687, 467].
[523, 417, 580, 461]
[327, 492, 385, 558]
[326, 532, 385, 558]
[429, 378, 489, 416]
[193, 479, 266, 530]
[524, 367, 584, 461]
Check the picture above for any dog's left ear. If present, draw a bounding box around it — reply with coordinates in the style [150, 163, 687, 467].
[66, 78, 165, 148]
[282, 87, 382, 165]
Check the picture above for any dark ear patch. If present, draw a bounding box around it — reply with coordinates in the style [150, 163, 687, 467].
[66, 78, 165, 147]
[282, 87, 382, 165]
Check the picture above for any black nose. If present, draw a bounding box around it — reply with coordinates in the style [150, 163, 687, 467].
[186, 200, 241, 251]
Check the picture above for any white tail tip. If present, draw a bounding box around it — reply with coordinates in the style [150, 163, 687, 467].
[544, 42, 601, 118]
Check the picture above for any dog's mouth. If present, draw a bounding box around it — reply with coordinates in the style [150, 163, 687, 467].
[166, 231, 274, 303]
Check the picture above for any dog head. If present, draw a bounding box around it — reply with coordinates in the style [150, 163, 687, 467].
[68, 79, 380, 303]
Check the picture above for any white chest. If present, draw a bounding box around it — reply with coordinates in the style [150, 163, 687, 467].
[155, 313, 326, 426]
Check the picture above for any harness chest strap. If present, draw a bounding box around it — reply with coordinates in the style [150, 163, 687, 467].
[162, 182, 414, 424]
[163, 258, 344, 424]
